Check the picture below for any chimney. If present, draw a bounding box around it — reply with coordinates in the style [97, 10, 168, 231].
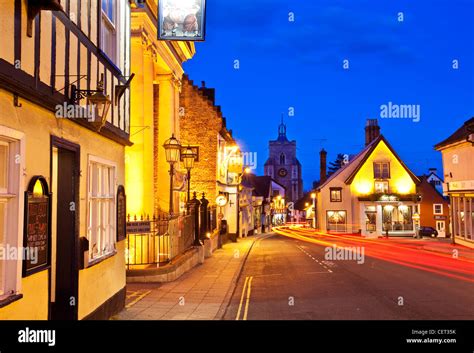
[365, 119, 380, 146]
[428, 168, 437, 175]
[320, 148, 327, 184]
[201, 81, 205, 88]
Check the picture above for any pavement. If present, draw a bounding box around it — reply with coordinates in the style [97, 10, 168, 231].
[113, 233, 267, 320]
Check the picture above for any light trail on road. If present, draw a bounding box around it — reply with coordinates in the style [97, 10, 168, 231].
[273, 226, 474, 283]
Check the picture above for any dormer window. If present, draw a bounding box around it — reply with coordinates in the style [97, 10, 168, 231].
[374, 162, 390, 179]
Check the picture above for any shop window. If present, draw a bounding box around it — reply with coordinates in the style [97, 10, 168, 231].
[433, 204, 443, 215]
[382, 205, 413, 232]
[365, 207, 376, 231]
[87, 157, 116, 260]
[330, 188, 342, 202]
[374, 181, 389, 193]
[326, 210, 347, 232]
[374, 162, 390, 179]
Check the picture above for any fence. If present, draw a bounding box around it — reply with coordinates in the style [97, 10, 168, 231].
[125, 213, 194, 269]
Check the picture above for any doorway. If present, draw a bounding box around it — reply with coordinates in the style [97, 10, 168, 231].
[50, 137, 80, 320]
[436, 220, 446, 238]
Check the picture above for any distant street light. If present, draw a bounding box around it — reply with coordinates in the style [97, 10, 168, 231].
[181, 145, 197, 202]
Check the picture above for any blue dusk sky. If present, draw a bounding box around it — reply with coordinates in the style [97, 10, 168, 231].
[183, 0, 474, 190]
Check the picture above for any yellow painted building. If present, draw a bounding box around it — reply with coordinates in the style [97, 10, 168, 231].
[0, 0, 132, 319]
[126, 0, 195, 217]
[317, 120, 420, 236]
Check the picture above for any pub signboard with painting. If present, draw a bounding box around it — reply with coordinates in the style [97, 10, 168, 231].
[23, 176, 51, 277]
[158, 0, 207, 41]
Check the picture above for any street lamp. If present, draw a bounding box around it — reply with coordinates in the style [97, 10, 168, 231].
[181, 145, 197, 202]
[311, 192, 316, 228]
[163, 134, 181, 216]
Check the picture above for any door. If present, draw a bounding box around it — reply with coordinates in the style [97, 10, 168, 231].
[436, 221, 446, 237]
[50, 138, 79, 320]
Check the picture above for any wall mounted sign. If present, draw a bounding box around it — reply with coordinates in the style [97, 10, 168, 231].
[126, 221, 151, 234]
[117, 185, 126, 241]
[158, 0, 207, 41]
[23, 176, 51, 277]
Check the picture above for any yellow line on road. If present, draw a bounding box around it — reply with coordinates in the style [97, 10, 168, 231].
[243, 276, 253, 320]
[235, 276, 249, 320]
[125, 290, 151, 309]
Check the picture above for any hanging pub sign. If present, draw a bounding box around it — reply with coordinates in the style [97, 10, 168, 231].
[117, 185, 127, 241]
[23, 176, 51, 277]
[158, 0, 207, 41]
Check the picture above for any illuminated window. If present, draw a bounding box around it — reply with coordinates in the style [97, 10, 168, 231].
[374, 162, 390, 179]
[326, 210, 347, 232]
[374, 181, 389, 193]
[87, 157, 116, 260]
[329, 188, 342, 202]
[433, 204, 443, 215]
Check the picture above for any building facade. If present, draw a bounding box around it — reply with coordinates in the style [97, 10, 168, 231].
[180, 77, 243, 237]
[264, 120, 303, 203]
[125, 0, 195, 218]
[317, 120, 420, 237]
[417, 175, 450, 237]
[0, 0, 131, 319]
[435, 117, 474, 246]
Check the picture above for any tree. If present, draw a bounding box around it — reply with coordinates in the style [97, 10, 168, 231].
[328, 153, 346, 176]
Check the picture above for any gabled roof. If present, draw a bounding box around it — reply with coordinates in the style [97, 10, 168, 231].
[318, 135, 420, 190]
[435, 117, 474, 150]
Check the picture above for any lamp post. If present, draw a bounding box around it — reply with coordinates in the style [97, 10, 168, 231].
[163, 134, 181, 216]
[181, 145, 197, 203]
[311, 192, 316, 228]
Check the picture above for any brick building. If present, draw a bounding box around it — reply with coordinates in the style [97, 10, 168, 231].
[180, 76, 242, 236]
[417, 175, 450, 237]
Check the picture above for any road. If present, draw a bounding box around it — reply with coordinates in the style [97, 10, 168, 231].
[223, 228, 474, 320]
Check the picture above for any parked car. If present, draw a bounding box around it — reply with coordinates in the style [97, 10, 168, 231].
[416, 226, 438, 238]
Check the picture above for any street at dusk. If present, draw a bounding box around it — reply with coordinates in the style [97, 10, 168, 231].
[0, 0, 473, 351]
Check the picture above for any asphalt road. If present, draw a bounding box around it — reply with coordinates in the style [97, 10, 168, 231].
[223, 232, 474, 320]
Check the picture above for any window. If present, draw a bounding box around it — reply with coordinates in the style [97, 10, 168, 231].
[433, 204, 443, 215]
[326, 210, 347, 232]
[0, 129, 23, 301]
[374, 162, 390, 179]
[374, 181, 389, 193]
[87, 157, 116, 261]
[101, 0, 117, 61]
[382, 205, 413, 231]
[329, 188, 342, 202]
[280, 153, 285, 165]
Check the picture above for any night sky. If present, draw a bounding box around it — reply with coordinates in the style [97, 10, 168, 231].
[184, 0, 474, 191]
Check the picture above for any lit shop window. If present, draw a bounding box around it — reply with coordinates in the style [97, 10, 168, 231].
[382, 205, 413, 232]
[326, 210, 347, 232]
[87, 157, 116, 260]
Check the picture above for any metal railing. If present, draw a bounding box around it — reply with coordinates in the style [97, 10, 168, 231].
[125, 212, 195, 269]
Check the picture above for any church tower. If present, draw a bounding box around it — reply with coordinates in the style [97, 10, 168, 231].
[264, 118, 303, 203]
